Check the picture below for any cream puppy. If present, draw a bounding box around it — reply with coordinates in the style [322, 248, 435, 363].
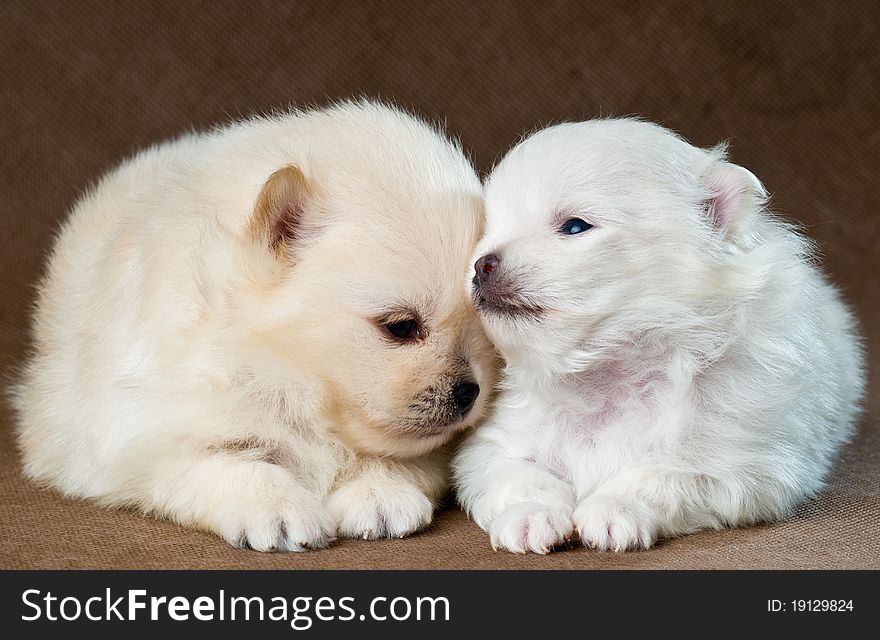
[454, 119, 865, 553]
[14, 101, 496, 551]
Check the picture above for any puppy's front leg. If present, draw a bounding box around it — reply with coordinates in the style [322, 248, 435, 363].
[455, 437, 576, 554]
[573, 464, 721, 551]
[326, 450, 447, 539]
[148, 448, 335, 552]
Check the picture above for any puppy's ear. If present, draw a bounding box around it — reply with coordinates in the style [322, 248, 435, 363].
[701, 153, 766, 237]
[249, 165, 311, 255]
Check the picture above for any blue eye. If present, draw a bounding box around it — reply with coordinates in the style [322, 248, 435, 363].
[559, 218, 593, 235]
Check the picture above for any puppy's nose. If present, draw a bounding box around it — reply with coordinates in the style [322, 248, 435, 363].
[452, 382, 480, 417]
[473, 254, 500, 284]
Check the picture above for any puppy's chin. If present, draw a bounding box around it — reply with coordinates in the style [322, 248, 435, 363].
[336, 414, 471, 459]
[471, 288, 582, 373]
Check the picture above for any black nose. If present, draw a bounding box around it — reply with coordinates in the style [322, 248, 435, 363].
[452, 382, 480, 417]
[473, 254, 500, 284]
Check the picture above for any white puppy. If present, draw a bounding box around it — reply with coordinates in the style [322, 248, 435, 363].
[14, 101, 496, 551]
[454, 118, 865, 553]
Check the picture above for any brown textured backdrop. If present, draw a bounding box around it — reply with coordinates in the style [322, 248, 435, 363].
[1, 0, 877, 569]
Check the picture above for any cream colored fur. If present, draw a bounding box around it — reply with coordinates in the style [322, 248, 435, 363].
[14, 101, 496, 551]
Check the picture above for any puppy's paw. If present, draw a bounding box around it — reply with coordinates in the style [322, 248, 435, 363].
[573, 495, 658, 551]
[233, 502, 335, 552]
[327, 479, 434, 540]
[489, 502, 574, 554]
[198, 466, 335, 552]
[217, 495, 335, 553]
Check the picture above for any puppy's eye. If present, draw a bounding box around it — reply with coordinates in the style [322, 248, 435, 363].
[383, 318, 422, 342]
[559, 218, 593, 235]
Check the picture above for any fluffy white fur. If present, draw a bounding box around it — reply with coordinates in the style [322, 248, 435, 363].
[454, 119, 865, 553]
[14, 101, 497, 551]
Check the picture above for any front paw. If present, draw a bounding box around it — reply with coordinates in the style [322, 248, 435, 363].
[327, 480, 434, 540]
[218, 494, 335, 553]
[489, 503, 574, 554]
[573, 495, 658, 551]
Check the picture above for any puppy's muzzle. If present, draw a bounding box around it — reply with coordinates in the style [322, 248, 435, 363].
[401, 378, 481, 438]
[472, 253, 544, 319]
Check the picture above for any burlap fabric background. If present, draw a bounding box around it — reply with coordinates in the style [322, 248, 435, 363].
[1, 0, 877, 569]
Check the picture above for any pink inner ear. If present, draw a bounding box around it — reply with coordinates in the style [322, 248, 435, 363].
[705, 168, 749, 228]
